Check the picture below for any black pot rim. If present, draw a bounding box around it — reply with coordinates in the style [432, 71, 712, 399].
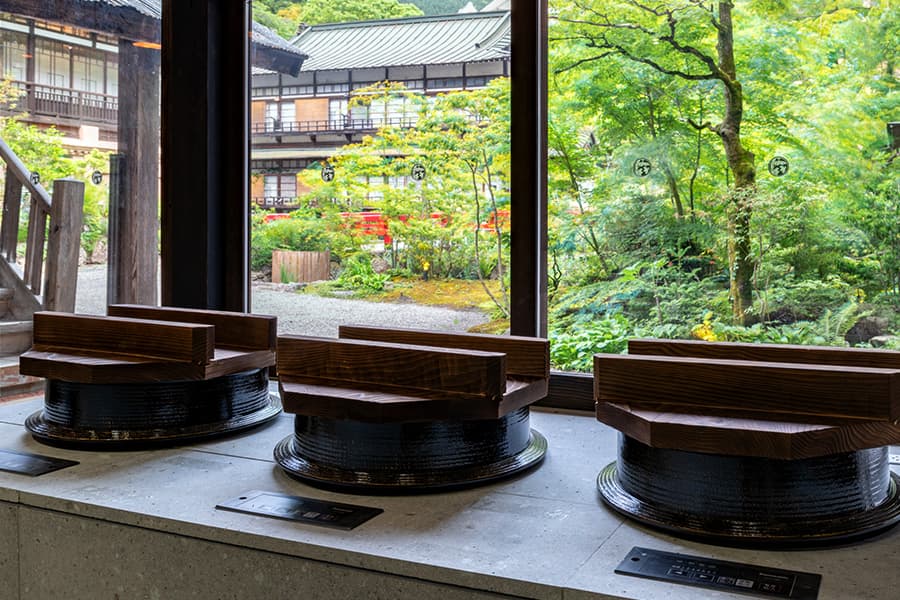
[25, 393, 281, 450]
[597, 461, 900, 547]
[274, 428, 547, 494]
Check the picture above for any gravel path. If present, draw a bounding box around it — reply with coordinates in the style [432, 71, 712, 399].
[75, 264, 488, 337]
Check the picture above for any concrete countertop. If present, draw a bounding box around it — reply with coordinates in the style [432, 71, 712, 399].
[0, 396, 898, 599]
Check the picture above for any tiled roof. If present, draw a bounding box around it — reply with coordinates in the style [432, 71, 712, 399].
[86, 0, 159, 18]
[252, 21, 303, 56]
[292, 11, 510, 72]
[84, 1, 305, 61]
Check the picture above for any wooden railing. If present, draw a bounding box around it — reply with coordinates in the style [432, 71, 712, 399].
[8, 80, 118, 126]
[251, 116, 418, 136]
[0, 135, 84, 316]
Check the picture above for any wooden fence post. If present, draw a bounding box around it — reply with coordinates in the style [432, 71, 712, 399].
[43, 178, 84, 312]
[0, 166, 22, 262]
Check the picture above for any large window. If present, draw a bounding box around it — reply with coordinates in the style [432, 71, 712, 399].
[35, 39, 70, 88]
[264, 100, 295, 132]
[0, 29, 26, 81]
[545, 1, 898, 373]
[72, 49, 105, 93]
[249, 3, 514, 339]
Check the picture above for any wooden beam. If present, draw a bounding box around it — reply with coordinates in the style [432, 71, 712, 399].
[629, 338, 900, 369]
[108, 304, 276, 351]
[594, 354, 900, 423]
[338, 325, 549, 379]
[30, 312, 215, 364]
[20, 347, 273, 384]
[278, 335, 507, 402]
[596, 402, 900, 460]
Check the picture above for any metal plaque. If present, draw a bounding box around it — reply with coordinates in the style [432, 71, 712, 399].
[0, 449, 78, 476]
[615, 547, 820, 600]
[216, 490, 382, 530]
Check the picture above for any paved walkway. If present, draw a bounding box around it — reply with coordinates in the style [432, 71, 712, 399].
[75, 264, 489, 338]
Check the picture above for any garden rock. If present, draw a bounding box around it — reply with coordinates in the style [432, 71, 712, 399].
[844, 316, 888, 345]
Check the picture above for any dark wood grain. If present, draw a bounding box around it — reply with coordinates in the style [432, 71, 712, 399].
[629, 338, 900, 368]
[594, 354, 900, 422]
[338, 325, 549, 379]
[19, 348, 273, 384]
[108, 304, 276, 351]
[31, 312, 214, 365]
[280, 377, 547, 422]
[597, 402, 900, 459]
[278, 335, 507, 401]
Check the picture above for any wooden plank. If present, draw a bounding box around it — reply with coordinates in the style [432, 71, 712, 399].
[272, 250, 329, 283]
[278, 335, 506, 401]
[594, 354, 900, 422]
[629, 338, 900, 369]
[19, 347, 273, 384]
[280, 377, 547, 422]
[30, 312, 214, 364]
[43, 179, 84, 312]
[0, 167, 22, 262]
[338, 325, 549, 379]
[107, 305, 276, 351]
[281, 381, 498, 422]
[23, 199, 47, 294]
[597, 402, 900, 460]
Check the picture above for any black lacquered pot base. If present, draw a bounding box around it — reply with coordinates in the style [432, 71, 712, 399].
[597, 435, 900, 547]
[26, 369, 281, 449]
[274, 407, 547, 493]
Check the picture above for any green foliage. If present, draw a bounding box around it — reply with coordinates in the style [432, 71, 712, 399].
[277, 0, 423, 28]
[73, 150, 112, 261]
[298, 78, 512, 313]
[540, 0, 900, 369]
[335, 252, 390, 293]
[549, 313, 631, 372]
[409, 1, 490, 15]
[250, 209, 333, 271]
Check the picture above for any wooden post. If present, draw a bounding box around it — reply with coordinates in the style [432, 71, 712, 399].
[23, 197, 46, 294]
[161, 0, 250, 312]
[43, 178, 84, 312]
[0, 166, 22, 262]
[113, 41, 160, 306]
[510, 0, 548, 338]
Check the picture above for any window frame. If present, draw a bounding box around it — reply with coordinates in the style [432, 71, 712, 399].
[161, 0, 592, 411]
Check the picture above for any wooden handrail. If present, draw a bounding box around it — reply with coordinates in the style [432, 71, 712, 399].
[0, 135, 51, 212]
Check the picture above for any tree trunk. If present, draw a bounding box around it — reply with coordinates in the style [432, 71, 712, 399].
[715, 2, 756, 324]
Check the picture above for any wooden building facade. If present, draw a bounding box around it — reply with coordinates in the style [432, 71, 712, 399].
[250, 10, 511, 211]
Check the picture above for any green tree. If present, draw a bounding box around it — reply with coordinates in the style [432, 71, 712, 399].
[278, 0, 423, 27]
[298, 79, 512, 315]
[556, 1, 758, 323]
[0, 80, 111, 259]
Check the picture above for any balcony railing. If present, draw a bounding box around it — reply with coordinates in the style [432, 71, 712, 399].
[10, 81, 118, 126]
[252, 116, 418, 136]
[253, 196, 299, 209]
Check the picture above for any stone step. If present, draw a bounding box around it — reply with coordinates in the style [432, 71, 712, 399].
[0, 319, 32, 356]
[0, 363, 43, 403]
[0, 287, 12, 319]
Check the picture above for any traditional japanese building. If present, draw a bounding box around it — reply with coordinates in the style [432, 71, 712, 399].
[0, 1, 305, 155]
[250, 10, 511, 211]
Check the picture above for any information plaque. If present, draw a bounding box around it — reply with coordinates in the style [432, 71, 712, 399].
[217, 490, 382, 530]
[0, 449, 79, 476]
[615, 547, 820, 600]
